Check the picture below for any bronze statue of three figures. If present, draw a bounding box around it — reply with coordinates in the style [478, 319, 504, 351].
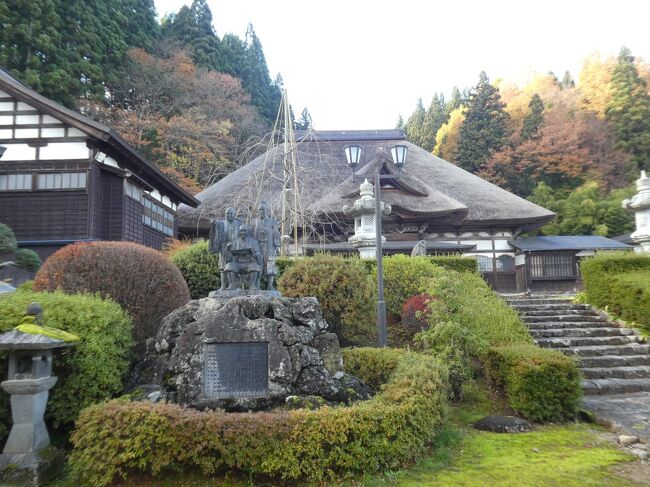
[209, 203, 281, 292]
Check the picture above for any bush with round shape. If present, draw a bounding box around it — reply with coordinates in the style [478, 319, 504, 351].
[34, 241, 190, 342]
[15, 248, 42, 271]
[0, 223, 17, 254]
[278, 254, 376, 347]
[168, 240, 219, 299]
[69, 350, 448, 486]
[380, 255, 444, 317]
[0, 290, 133, 434]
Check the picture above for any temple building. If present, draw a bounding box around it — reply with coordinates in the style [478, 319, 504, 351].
[179, 129, 569, 291]
[0, 67, 199, 259]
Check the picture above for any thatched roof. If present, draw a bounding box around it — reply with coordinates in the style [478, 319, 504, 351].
[178, 130, 554, 236]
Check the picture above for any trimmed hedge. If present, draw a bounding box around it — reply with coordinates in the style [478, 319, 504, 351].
[0, 290, 133, 432]
[169, 240, 219, 299]
[69, 350, 448, 486]
[581, 252, 650, 329]
[485, 345, 582, 422]
[380, 255, 445, 316]
[278, 254, 376, 346]
[34, 241, 190, 342]
[341, 347, 407, 389]
[420, 270, 581, 420]
[427, 255, 477, 273]
[15, 248, 41, 271]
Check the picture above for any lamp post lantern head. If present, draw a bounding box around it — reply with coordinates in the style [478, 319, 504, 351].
[344, 145, 362, 170]
[0, 145, 6, 159]
[390, 144, 408, 171]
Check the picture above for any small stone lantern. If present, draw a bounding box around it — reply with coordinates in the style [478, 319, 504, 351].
[622, 170, 650, 253]
[343, 179, 391, 259]
[0, 303, 77, 485]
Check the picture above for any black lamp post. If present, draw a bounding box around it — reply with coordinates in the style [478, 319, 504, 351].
[345, 144, 408, 347]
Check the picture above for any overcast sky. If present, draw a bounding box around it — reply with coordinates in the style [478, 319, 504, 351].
[154, 0, 650, 130]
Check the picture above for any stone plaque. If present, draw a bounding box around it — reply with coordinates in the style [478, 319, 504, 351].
[203, 342, 269, 398]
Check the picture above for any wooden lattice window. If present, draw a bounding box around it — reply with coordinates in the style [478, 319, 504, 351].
[529, 253, 575, 279]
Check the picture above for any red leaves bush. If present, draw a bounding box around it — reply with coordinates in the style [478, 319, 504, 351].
[34, 241, 190, 342]
[391, 293, 437, 347]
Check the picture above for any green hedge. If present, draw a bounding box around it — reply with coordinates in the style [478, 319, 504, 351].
[0, 290, 133, 433]
[485, 345, 582, 422]
[278, 254, 376, 347]
[379, 255, 445, 317]
[69, 350, 448, 486]
[342, 347, 407, 389]
[15, 248, 42, 271]
[427, 255, 477, 273]
[581, 252, 650, 329]
[169, 240, 220, 299]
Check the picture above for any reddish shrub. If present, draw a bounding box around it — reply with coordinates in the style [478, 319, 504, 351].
[393, 294, 438, 347]
[34, 241, 190, 342]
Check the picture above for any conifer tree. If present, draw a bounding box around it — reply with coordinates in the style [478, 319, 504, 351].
[405, 98, 426, 147]
[456, 71, 510, 172]
[446, 86, 463, 115]
[520, 93, 544, 142]
[396, 115, 404, 129]
[294, 108, 313, 130]
[606, 47, 650, 170]
[561, 70, 575, 88]
[420, 93, 447, 152]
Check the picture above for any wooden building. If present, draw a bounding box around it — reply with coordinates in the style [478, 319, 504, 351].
[178, 130, 557, 291]
[0, 67, 198, 259]
[510, 236, 632, 293]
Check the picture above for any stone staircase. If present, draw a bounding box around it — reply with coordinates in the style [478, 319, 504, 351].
[504, 294, 650, 395]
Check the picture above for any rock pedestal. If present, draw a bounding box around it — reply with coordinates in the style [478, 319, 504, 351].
[623, 170, 650, 253]
[138, 295, 370, 411]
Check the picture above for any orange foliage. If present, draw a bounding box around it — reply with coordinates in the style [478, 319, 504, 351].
[34, 241, 190, 342]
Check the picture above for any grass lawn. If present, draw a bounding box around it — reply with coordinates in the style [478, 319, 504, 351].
[49, 382, 644, 487]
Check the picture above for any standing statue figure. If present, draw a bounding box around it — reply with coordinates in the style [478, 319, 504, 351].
[253, 202, 281, 291]
[224, 225, 262, 290]
[209, 207, 241, 290]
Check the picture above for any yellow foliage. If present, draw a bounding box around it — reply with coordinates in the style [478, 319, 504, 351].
[578, 53, 616, 117]
[434, 107, 464, 161]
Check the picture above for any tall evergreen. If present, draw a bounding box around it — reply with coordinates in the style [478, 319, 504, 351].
[456, 71, 510, 172]
[446, 86, 463, 115]
[560, 70, 575, 89]
[0, 0, 159, 107]
[396, 114, 404, 129]
[405, 98, 426, 147]
[520, 93, 544, 142]
[420, 93, 447, 152]
[606, 47, 650, 170]
[294, 108, 313, 130]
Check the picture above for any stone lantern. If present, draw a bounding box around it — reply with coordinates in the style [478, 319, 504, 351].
[343, 179, 391, 259]
[622, 170, 650, 253]
[0, 303, 77, 485]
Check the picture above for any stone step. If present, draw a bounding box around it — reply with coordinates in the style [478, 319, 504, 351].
[582, 378, 650, 395]
[505, 299, 575, 306]
[581, 366, 650, 380]
[511, 304, 591, 312]
[530, 327, 637, 339]
[527, 321, 616, 330]
[579, 355, 650, 368]
[537, 336, 640, 348]
[519, 309, 600, 317]
[560, 344, 650, 357]
[524, 315, 606, 323]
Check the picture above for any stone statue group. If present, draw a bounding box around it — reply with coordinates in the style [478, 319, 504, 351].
[209, 202, 281, 292]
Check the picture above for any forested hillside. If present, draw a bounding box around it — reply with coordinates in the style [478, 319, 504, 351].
[0, 0, 301, 193]
[401, 48, 650, 237]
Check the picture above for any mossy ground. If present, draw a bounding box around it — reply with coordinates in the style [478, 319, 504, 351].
[47, 382, 644, 487]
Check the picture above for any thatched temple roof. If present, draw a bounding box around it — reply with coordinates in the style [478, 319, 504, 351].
[178, 130, 554, 237]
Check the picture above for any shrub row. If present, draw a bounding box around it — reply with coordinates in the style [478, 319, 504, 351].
[69, 350, 448, 486]
[0, 290, 133, 434]
[341, 347, 407, 389]
[485, 345, 582, 422]
[420, 270, 581, 420]
[581, 252, 650, 329]
[34, 241, 190, 342]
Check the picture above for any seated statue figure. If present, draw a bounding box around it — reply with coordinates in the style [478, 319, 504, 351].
[224, 225, 262, 290]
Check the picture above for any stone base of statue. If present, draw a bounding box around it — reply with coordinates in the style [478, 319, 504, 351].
[209, 289, 281, 299]
[0, 447, 65, 487]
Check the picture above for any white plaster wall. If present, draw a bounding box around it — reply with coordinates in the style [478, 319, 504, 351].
[1, 143, 36, 160]
[40, 141, 89, 160]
